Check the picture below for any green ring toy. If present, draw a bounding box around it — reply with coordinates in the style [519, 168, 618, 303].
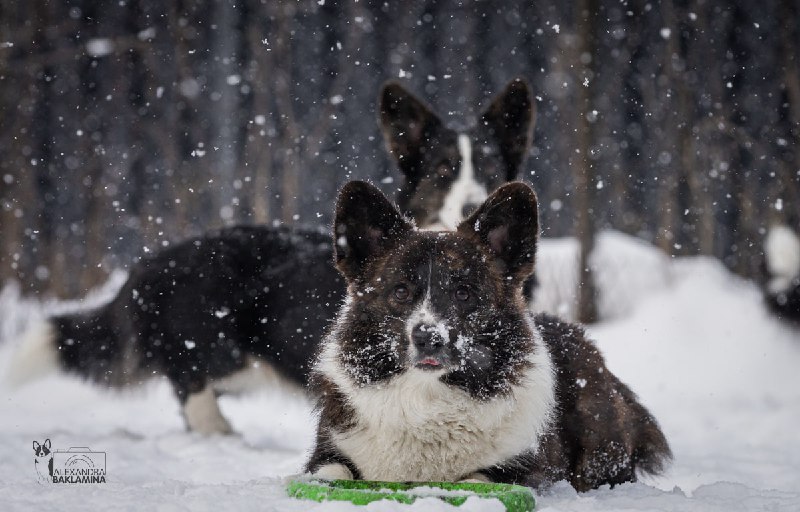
[287, 479, 535, 511]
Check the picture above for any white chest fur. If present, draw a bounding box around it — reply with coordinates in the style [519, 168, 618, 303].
[317, 335, 555, 482]
[431, 134, 489, 231]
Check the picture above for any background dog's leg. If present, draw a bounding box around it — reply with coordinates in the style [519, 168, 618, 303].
[182, 385, 233, 435]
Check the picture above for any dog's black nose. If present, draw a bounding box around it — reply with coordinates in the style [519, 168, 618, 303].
[411, 324, 445, 352]
[461, 202, 480, 219]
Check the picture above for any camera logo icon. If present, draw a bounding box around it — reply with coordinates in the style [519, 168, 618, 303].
[33, 440, 107, 484]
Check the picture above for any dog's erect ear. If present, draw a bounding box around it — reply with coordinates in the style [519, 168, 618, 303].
[379, 81, 441, 176]
[334, 181, 413, 281]
[458, 182, 539, 280]
[43, 439, 51, 450]
[480, 78, 535, 181]
[33, 441, 40, 452]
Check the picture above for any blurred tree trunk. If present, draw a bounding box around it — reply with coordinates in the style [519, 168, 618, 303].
[244, 3, 274, 225]
[691, 6, 723, 256]
[167, 1, 200, 236]
[28, 0, 57, 296]
[655, 0, 680, 255]
[273, 3, 300, 224]
[0, 6, 20, 287]
[574, 0, 598, 323]
[777, 0, 800, 225]
[208, 0, 240, 227]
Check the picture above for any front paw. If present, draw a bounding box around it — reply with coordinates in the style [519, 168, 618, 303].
[459, 472, 492, 483]
[312, 463, 353, 481]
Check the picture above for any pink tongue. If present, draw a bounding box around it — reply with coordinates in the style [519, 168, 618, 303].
[419, 357, 440, 366]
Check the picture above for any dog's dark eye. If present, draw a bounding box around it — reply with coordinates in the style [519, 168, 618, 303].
[393, 284, 410, 302]
[455, 287, 470, 302]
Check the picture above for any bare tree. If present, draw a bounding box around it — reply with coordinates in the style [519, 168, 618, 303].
[574, 0, 598, 323]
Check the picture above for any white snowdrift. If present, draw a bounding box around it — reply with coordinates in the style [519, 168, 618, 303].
[0, 232, 798, 511]
[534, 230, 673, 321]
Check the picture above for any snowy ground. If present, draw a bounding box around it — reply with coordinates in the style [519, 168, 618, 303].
[1, 232, 798, 511]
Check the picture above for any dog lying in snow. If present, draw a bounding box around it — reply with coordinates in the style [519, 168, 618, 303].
[306, 181, 671, 490]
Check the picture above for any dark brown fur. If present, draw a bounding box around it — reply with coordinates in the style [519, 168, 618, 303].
[529, 314, 671, 491]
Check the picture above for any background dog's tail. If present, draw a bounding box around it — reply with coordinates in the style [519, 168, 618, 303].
[765, 225, 800, 293]
[7, 304, 142, 388]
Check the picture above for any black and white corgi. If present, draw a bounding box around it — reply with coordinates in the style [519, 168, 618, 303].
[8, 80, 535, 435]
[306, 181, 670, 490]
[764, 225, 800, 324]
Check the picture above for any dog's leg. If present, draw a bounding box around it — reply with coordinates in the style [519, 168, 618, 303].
[181, 384, 233, 435]
[459, 472, 492, 483]
[305, 429, 360, 480]
[312, 463, 353, 480]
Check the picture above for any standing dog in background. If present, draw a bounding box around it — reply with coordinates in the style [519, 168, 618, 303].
[9, 79, 536, 435]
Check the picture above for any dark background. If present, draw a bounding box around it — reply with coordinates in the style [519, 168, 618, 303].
[1, 0, 798, 302]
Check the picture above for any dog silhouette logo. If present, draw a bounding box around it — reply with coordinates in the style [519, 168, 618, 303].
[32, 439, 53, 484]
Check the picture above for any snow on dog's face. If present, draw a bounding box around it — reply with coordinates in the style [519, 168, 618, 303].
[331, 180, 539, 399]
[380, 79, 535, 230]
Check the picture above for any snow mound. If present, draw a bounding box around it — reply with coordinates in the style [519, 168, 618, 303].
[534, 230, 673, 320]
[589, 255, 800, 497]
